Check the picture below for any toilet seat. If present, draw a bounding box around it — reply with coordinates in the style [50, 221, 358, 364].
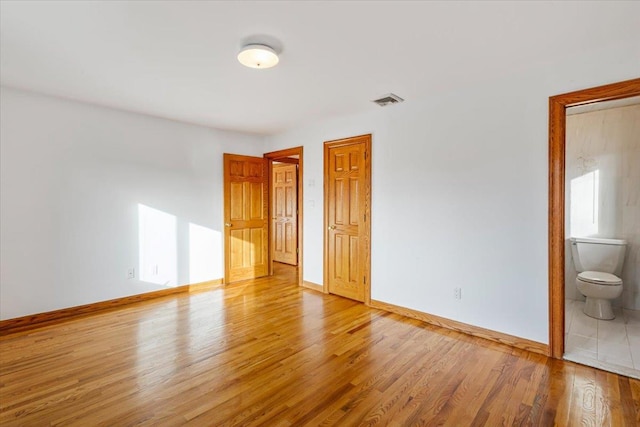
[577, 271, 622, 286]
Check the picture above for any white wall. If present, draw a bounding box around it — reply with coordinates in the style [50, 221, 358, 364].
[565, 104, 640, 309]
[0, 87, 263, 319]
[265, 42, 640, 344]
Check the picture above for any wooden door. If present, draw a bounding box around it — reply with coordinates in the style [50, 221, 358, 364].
[272, 163, 298, 265]
[224, 154, 268, 283]
[324, 135, 371, 302]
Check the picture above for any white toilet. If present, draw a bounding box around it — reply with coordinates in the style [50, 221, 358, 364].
[570, 237, 627, 320]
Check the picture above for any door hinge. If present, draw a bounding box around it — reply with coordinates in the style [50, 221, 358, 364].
[364, 276, 366, 284]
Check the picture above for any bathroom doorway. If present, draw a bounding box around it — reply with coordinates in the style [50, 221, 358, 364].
[563, 97, 640, 378]
[548, 78, 640, 376]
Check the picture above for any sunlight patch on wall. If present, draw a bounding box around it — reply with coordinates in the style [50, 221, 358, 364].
[138, 204, 177, 286]
[570, 170, 599, 237]
[189, 223, 221, 283]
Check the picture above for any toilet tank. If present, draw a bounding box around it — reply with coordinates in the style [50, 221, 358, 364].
[570, 237, 627, 275]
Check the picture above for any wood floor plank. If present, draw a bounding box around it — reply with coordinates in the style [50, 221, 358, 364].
[1, 264, 638, 425]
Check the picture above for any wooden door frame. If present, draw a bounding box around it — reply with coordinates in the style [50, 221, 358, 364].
[323, 134, 372, 304]
[264, 146, 304, 287]
[548, 77, 640, 359]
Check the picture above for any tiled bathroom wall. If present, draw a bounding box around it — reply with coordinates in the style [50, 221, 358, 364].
[565, 103, 640, 310]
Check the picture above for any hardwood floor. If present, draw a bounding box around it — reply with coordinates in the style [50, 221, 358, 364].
[1, 264, 638, 426]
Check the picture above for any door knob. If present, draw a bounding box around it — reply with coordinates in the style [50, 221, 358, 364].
[225, 223, 232, 227]
[328, 225, 336, 230]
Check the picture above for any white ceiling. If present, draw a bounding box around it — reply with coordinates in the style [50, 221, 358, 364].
[1, 1, 639, 135]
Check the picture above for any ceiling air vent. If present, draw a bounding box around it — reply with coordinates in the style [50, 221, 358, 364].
[372, 93, 404, 107]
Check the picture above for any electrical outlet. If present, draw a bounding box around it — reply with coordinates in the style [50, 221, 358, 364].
[454, 287, 462, 300]
[127, 268, 135, 279]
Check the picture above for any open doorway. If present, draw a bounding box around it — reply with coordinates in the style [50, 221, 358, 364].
[562, 96, 640, 378]
[548, 78, 640, 363]
[264, 147, 304, 287]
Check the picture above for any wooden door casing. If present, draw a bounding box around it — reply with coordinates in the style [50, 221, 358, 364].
[272, 163, 298, 265]
[324, 135, 371, 303]
[224, 154, 269, 284]
[548, 78, 640, 358]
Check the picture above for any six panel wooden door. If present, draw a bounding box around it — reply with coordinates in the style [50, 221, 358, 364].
[223, 154, 268, 283]
[272, 163, 298, 265]
[325, 135, 371, 302]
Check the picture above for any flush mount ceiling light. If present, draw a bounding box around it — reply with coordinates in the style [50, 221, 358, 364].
[237, 44, 279, 69]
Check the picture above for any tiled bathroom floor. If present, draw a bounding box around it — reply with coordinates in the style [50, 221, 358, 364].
[564, 299, 640, 379]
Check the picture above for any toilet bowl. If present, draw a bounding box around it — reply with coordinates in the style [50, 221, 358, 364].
[570, 237, 627, 320]
[575, 271, 622, 320]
